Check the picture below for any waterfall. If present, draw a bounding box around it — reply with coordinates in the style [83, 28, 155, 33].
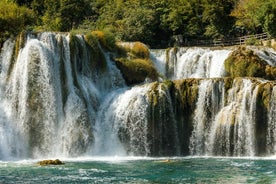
[252, 47, 276, 66]
[151, 47, 231, 79]
[189, 79, 225, 155]
[92, 86, 150, 156]
[189, 79, 262, 156]
[0, 32, 126, 160]
[1, 32, 276, 160]
[267, 86, 276, 154]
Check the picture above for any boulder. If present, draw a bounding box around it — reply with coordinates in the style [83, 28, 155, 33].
[38, 159, 64, 166]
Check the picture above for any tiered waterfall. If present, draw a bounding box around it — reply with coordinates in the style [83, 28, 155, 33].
[0, 32, 276, 160]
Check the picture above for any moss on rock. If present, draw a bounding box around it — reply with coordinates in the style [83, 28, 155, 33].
[84, 32, 107, 71]
[115, 58, 158, 85]
[38, 159, 64, 166]
[224, 46, 276, 80]
[90, 30, 116, 51]
[114, 42, 159, 85]
[131, 42, 150, 59]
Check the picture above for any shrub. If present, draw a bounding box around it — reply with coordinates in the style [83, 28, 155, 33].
[245, 37, 261, 46]
[0, 1, 36, 46]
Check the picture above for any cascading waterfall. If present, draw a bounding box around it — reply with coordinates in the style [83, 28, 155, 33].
[151, 47, 231, 79]
[189, 79, 261, 156]
[0, 32, 126, 160]
[189, 79, 225, 155]
[93, 86, 151, 156]
[1, 32, 276, 160]
[267, 86, 276, 154]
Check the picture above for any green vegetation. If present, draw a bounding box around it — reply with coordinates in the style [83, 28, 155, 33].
[114, 42, 158, 85]
[224, 46, 276, 79]
[90, 30, 116, 51]
[0, 1, 36, 46]
[1, 0, 275, 48]
[231, 0, 276, 37]
[84, 32, 107, 70]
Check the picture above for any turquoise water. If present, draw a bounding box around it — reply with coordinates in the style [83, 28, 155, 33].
[1, 157, 276, 183]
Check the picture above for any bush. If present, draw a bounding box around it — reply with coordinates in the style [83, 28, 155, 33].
[116, 42, 150, 59]
[245, 37, 261, 46]
[114, 41, 158, 85]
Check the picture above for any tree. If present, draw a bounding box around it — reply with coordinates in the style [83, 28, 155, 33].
[259, 0, 276, 37]
[42, 0, 92, 31]
[59, 0, 91, 31]
[203, 0, 236, 38]
[42, 0, 61, 31]
[231, 0, 264, 34]
[0, 1, 36, 44]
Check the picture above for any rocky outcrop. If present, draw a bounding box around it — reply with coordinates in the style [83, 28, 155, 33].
[114, 42, 159, 85]
[38, 159, 64, 166]
[224, 46, 276, 79]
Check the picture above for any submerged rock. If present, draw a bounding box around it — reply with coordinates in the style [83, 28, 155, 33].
[38, 159, 64, 166]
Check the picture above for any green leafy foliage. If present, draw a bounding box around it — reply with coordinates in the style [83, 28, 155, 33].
[0, 1, 36, 45]
[1, 0, 275, 48]
[231, 0, 276, 37]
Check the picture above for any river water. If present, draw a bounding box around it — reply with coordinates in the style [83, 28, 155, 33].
[1, 157, 276, 183]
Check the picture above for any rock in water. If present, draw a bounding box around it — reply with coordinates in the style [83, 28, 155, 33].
[38, 159, 64, 166]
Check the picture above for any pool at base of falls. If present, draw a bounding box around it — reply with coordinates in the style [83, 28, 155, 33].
[0, 157, 275, 183]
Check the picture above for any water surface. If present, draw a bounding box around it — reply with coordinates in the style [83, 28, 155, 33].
[1, 157, 275, 183]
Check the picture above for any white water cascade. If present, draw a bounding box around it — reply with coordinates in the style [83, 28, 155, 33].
[151, 47, 231, 79]
[267, 86, 276, 154]
[0, 32, 126, 160]
[1, 32, 276, 160]
[189, 79, 261, 156]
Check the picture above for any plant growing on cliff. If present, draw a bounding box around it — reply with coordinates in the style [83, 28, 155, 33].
[90, 30, 116, 51]
[115, 58, 158, 85]
[114, 42, 159, 85]
[84, 32, 107, 70]
[224, 46, 276, 79]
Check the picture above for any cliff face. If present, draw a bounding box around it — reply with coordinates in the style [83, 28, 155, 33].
[0, 32, 276, 159]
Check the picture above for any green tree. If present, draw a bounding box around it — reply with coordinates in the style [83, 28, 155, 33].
[42, 0, 92, 31]
[42, 0, 61, 31]
[259, 0, 276, 37]
[231, 0, 264, 34]
[59, 0, 91, 31]
[203, 0, 235, 38]
[0, 1, 36, 44]
[231, 0, 276, 36]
